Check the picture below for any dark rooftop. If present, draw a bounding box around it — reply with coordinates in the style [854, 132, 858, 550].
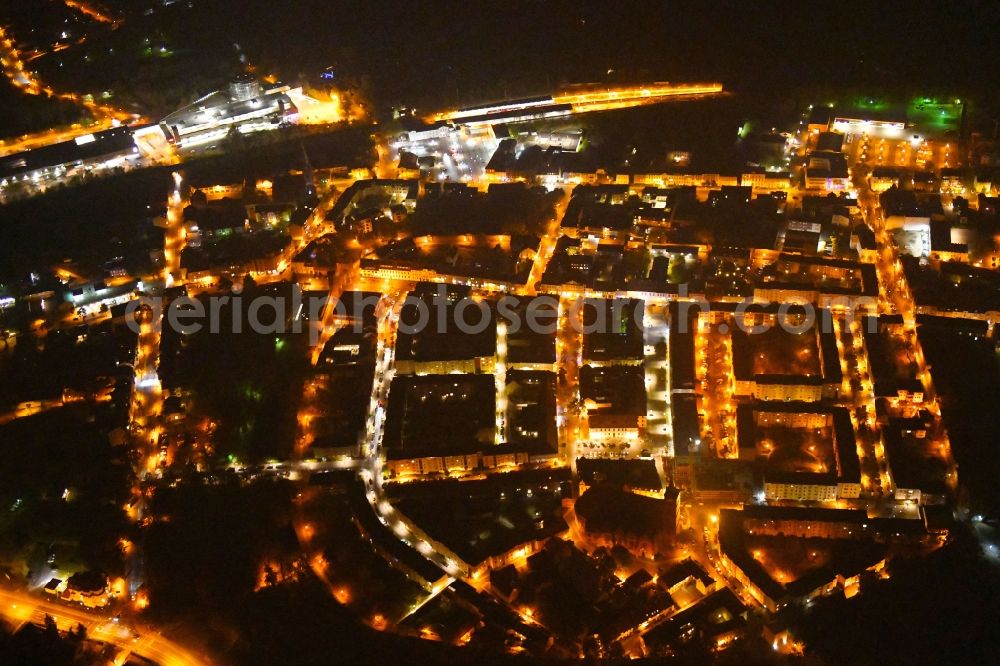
[580, 364, 647, 417]
[395, 291, 496, 363]
[582, 298, 644, 362]
[659, 557, 714, 589]
[383, 373, 496, 459]
[576, 458, 662, 491]
[0, 126, 135, 178]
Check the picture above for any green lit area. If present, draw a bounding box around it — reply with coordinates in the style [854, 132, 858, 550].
[833, 95, 962, 135]
[908, 97, 963, 133]
[836, 96, 907, 125]
[852, 96, 892, 113]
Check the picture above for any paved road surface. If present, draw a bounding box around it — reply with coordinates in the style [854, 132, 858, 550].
[0, 588, 207, 666]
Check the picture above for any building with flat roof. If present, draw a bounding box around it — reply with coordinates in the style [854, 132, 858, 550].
[505, 369, 558, 456]
[690, 460, 754, 503]
[754, 253, 879, 307]
[383, 373, 496, 476]
[580, 364, 646, 415]
[159, 76, 298, 147]
[717, 506, 898, 612]
[736, 402, 862, 501]
[807, 107, 834, 133]
[740, 168, 792, 192]
[307, 362, 376, 459]
[861, 315, 926, 405]
[576, 458, 662, 493]
[560, 194, 634, 241]
[734, 504, 926, 541]
[727, 306, 843, 402]
[831, 111, 906, 135]
[582, 298, 644, 364]
[851, 223, 877, 263]
[383, 368, 556, 477]
[503, 296, 557, 371]
[670, 394, 701, 470]
[1, 125, 138, 186]
[816, 132, 845, 153]
[804, 151, 850, 191]
[318, 327, 376, 367]
[394, 288, 497, 376]
[580, 364, 647, 445]
[881, 413, 950, 504]
[929, 219, 971, 263]
[668, 301, 698, 393]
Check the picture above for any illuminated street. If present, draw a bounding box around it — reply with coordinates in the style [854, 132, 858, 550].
[0, 588, 207, 666]
[2, 4, 999, 663]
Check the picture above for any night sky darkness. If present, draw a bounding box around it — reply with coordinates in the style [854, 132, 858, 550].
[175, 0, 1000, 107]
